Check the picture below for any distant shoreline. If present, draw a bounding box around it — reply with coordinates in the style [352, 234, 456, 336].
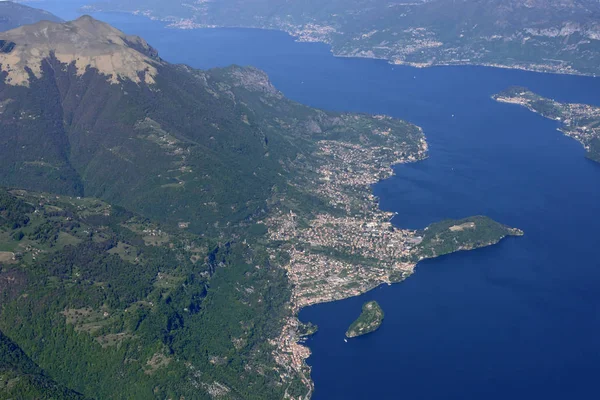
[77, 7, 599, 79]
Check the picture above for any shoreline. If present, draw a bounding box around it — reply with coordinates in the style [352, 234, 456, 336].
[271, 130, 521, 399]
[79, 8, 599, 79]
[161, 20, 597, 79]
[494, 91, 600, 164]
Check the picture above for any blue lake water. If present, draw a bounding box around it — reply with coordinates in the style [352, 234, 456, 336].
[33, 2, 600, 399]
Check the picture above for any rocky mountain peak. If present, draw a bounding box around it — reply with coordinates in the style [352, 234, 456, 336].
[0, 15, 162, 86]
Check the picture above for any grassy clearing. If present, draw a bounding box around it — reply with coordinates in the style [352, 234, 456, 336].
[144, 352, 171, 374]
[0, 251, 15, 263]
[61, 308, 112, 335]
[96, 333, 134, 348]
[56, 232, 82, 248]
[107, 242, 139, 263]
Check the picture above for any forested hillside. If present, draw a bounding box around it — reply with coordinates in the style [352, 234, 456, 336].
[0, 330, 84, 399]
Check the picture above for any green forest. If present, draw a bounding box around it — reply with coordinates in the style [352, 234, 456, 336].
[0, 188, 296, 398]
[414, 216, 522, 259]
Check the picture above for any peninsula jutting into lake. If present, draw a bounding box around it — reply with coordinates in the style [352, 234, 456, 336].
[494, 87, 600, 163]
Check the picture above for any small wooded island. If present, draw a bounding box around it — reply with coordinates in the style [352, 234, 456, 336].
[346, 301, 384, 338]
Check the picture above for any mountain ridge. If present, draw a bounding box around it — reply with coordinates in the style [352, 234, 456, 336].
[0, 15, 161, 86]
[0, 16, 426, 234]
